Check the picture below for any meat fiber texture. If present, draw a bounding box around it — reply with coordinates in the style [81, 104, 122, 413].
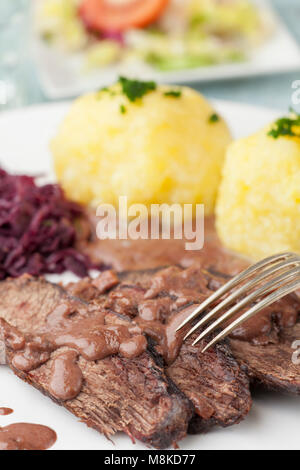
[0, 275, 192, 449]
[67, 265, 253, 432]
[230, 324, 300, 395]
[70, 263, 300, 410]
[115, 266, 300, 397]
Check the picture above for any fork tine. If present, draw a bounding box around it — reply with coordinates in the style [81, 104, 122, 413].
[201, 276, 300, 353]
[176, 252, 294, 333]
[192, 265, 300, 346]
[184, 256, 300, 340]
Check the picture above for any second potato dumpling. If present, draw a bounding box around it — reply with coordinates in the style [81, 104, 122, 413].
[51, 79, 232, 213]
[216, 113, 300, 260]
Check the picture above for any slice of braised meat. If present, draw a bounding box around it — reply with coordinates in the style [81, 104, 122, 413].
[167, 334, 252, 434]
[79, 214, 248, 275]
[230, 324, 300, 395]
[116, 265, 300, 398]
[0, 275, 192, 449]
[68, 261, 300, 425]
[66, 266, 253, 433]
[123, 266, 300, 396]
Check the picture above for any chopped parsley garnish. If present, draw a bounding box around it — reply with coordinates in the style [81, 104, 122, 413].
[118, 76, 157, 102]
[164, 90, 182, 98]
[268, 110, 300, 139]
[120, 104, 127, 114]
[208, 113, 220, 123]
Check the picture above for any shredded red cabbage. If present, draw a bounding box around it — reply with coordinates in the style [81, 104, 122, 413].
[0, 168, 96, 280]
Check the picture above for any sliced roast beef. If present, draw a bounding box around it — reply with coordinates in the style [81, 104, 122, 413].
[230, 324, 300, 395]
[69, 263, 300, 410]
[0, 275, 192, 449]
[127, 266, 300, 396]
[67, 266, 253, 432]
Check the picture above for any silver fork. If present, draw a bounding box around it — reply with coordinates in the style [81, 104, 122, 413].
[176, 252, 300, 353]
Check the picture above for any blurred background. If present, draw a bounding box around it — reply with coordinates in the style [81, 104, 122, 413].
[0, 0, 300, 112]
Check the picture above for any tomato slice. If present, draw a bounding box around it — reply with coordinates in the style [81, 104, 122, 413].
[79, 0, 170, 33]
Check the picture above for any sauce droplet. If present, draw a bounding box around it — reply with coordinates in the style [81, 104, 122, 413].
[0, 408, 13, 416]
[0, 423, 57, 450]
[49, 350, 83, 401]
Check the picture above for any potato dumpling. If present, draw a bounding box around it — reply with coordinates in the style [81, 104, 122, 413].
[216, 116, 300, 260]
[51, 80, 231, 213]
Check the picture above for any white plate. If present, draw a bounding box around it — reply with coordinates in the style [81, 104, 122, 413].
[0, 100, 299, 450]
[32, 0, 300, 100]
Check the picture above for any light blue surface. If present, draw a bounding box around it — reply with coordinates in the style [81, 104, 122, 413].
[0, 0, 31, 108]
[4, 0, 300, 112]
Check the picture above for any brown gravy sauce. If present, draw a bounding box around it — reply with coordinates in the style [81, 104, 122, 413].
[2, 302, 147, 402]
[0, 423, 56, 450]
[164, 304, 200, 364]
[0, 318, 25, 352]
[0, 408, 13, 416]
[79, 215, 249, 276]
[0, 405, 56, 450]
[49, 350, 83, 401]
